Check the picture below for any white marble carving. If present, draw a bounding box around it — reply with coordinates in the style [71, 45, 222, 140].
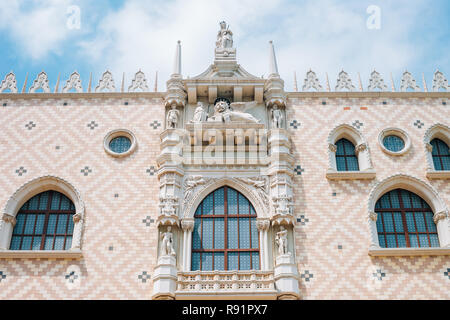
[302, 70, 322, 92]
[272, 194, 293, 216]
[166, 105, 180, 129]
[208, 100, 260, 123]
[0, 72, 18, 93]
[216, 21, 233, 49]
[160, 226, 176, 257]
[95, 70, 116, 92]
[275, 226, 290, 256]
[128, 70, 149, 92]
[432, 70, 448, 92]
[159, 195, 178, 217]
[400, 71, 420, 92]
[335, 70, 355, 92]
[183, 176, 208, 206]
[62, 71, 83, 93]
[29, 71, 51, 93]
[271, 105, 283, 129]
[191, 102, 208, 123]
[367, 70, 388, 91]
[236, 177, 269, 207]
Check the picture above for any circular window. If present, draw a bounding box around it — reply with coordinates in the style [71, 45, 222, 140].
[109, 136, 131, 154]
[104, 129, 137, 158]
[378, 128, 411, 156]
[383, 135, 405, 152]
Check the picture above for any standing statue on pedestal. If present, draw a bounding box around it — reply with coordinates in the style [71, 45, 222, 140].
[166, 105, 180, 129]
[275, 226, 289, 256]
[216, 21, 233, 49]
[271, 105, 283, 129]
[191, 102, 208, 123]
[160, 226, 176, 256]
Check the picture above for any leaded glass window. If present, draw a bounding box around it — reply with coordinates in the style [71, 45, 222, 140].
[375, 189, 439, 248]
[335, 138, 359, 171]
[109, 136, 131, 154]
[10, 191, 75, 250]
[192, 187, 260, 271]
[383, 135, 405, 152]
[431, 138, 450, 171]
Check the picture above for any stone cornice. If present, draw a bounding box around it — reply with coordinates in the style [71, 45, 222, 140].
[287, 92, 449, 99]
[0, 92, 166, 100]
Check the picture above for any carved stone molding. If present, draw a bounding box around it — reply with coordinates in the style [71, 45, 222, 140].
[328, 143, 337, 153]
[368, 211, 377, 222]
[272, 194, 293, 216]
[181, 219, 195, 232]
[256, 219, 270, 231]
[302, 70, 322, 92]
[400, 71, 420, 92]
[432, 70, 448, 92]
[29, 71, 51, 93]
[95, 70, 116, 93]
[367, 70, 387, 91]
[335, 70, 355, 92]
[0, 72, 18, 93]
[235, 177, 269, 208]
[433, 210, 448, 223]
[183, 175, 212, 206]
[159, 195, 179, 217]
[62, 71, 83, 93]
[1, 213, 16, 226]
[73, 213, 82, 223]
[355, 142, 367, 154]
[128, 70, 149, 92]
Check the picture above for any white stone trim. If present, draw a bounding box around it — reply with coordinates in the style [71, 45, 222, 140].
[103, 129, 137, 158]
[423, 123, 450, 175]
[378, 127, 411, 156]
[0, 176, 85, 251]
[368, 247, 450, 257]
[367, 174, 450, 248]
[326, 124, 374, 179]
[0, 250, 83, 259]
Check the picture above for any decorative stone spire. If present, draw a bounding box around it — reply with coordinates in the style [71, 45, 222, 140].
[172, 40, 182, 78]
[325, 73, 331, 92]
[54, 73, 60, 93]
[422, 73, 428, 92]
[390, 73, 396, 92]
[268, 41, 279, 79]
[293, 71, 298, 92]
[22, 72, 28, 93]
[154, 71, 158, 92]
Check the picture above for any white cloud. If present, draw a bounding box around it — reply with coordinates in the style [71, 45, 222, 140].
[0, 0, 74, 60]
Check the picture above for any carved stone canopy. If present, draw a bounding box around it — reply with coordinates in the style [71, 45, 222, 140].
[0, 72, 18, 93]
[29, 71, 51, 93]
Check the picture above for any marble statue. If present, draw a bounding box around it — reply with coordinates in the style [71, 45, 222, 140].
[216, 21, 233, 49]
[271, 105, 283, 128]
[207, 100, 260, 123]
[191, 102, 208, 123]
[160, 226, 176, 256]
[275, 226, 289, 256]
[167, 105, 180, 129]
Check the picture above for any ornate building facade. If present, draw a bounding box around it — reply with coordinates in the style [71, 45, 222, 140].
[0, 22, 449, 300]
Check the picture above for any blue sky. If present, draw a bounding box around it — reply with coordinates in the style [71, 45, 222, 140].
[0, 0, 448, 91]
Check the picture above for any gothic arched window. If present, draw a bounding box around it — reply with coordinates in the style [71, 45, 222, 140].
[431, 138, 450, 171]
[335, 138, 359, 171]
[375, 189, 439, 248]
[10, 191, 75, 250]
[192, 187, 260, 271]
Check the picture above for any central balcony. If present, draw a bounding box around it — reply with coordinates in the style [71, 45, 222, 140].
[175, 270, 277, 300]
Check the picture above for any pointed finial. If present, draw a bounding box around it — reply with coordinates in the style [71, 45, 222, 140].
[172, 40, 182, 77]
[358, 72, 363, 92]
[121, 72, 125, 92]
[88, 72, 92, 93]
[293, 71, 298, 92]
[422, 73, 428, 92]
[390, 73, 396, 92]
[325, 73, 331, 92]
[268, 41, 279, 78]
[54, 73, 61, 93]
[21, 73, 28, 93]
[154, 71, 158, 92]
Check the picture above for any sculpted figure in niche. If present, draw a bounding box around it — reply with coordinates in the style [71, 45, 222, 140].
[216, 21, 233, 49]
[275, 226, 289, 256]
[160, 226, 176, 256]
[208, 100, 260, 123]
[191, 102, 208, 123]
[167, 104, 180, 129]
[271, 105, 283, 128]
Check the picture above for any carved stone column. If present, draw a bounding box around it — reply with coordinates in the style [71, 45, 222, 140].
[71, 213, 83, 250]
[256, 218, 270, 271]
[181, 218, 194, 271]
[434, 210, 450, 247]
[0, 213, 16, 250]
[368, 211, 380, 249]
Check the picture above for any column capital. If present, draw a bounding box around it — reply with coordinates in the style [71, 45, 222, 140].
[368, 211, 377, 222]
[256, 218, 270, 231]
[181, 218, 195, 232]
[1, 213, 16, 227]
[433, 210, 448, 223]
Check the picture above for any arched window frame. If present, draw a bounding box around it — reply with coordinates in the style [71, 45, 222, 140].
[326, 124, 376, 180]
[424, 124, 450, 179]
[180, 178, 271, 272]
[368, 174, 450, 256]
[0, 176, 84, 258]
